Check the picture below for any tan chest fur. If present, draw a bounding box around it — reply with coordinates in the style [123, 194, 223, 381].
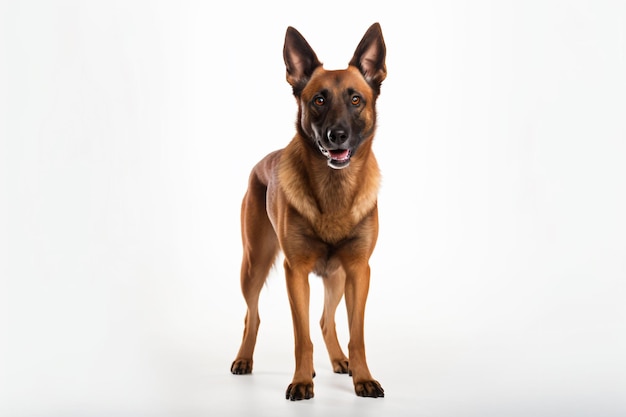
[276, 140, 380, 244]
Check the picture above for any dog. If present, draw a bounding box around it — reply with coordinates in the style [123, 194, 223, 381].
[230, 23, 387, 401]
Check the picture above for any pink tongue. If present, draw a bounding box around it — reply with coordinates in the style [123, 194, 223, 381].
[329, 149, 350, 161]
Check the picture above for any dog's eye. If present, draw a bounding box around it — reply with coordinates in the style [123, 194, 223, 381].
[351, 95, 361, 106]
[314, 96, 325, 106]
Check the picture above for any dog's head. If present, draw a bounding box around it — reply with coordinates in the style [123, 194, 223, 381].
[283, 23, 387, 169]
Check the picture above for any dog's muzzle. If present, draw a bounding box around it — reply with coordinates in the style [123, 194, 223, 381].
[317, 141, 352, 169]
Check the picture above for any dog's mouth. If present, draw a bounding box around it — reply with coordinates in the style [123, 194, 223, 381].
[317, 142, 352, 169]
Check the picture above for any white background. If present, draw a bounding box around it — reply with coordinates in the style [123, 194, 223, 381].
[2, 1, 626, 416]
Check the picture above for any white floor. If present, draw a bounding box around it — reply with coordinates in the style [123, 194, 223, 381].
[2, 259, 625, 417]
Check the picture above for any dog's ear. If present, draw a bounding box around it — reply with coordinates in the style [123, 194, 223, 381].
[284, 26, 322, 95]
[349, 23, 387, 94]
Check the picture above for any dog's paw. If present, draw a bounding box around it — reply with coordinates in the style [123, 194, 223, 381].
[331, 359, 350, 374]
[354, 379, 384, 398]
[230, 359, 253, 375]
[285, 381, 314, 401]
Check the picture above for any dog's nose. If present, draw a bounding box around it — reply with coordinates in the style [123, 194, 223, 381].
[327, 128, 349, 145]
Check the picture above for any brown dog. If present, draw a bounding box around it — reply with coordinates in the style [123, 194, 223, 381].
[231, 23, 386, 401]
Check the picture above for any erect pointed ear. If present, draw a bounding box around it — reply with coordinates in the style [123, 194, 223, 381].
[283, 26, 322, 95]
[349, 23, 387, 94]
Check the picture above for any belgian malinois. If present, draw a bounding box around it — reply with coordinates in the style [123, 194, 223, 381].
[231, 23, 387, 400]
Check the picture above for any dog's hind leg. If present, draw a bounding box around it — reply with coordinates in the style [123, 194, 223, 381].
[320, 268, 350, 374]
[231, 173, 279, 375]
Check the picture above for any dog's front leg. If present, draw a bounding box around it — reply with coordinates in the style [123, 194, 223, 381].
[284, 259, 315, 400]
[344, 262, 384, 398]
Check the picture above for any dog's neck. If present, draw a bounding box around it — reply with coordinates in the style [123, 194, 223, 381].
[278, 135, 380, 237]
